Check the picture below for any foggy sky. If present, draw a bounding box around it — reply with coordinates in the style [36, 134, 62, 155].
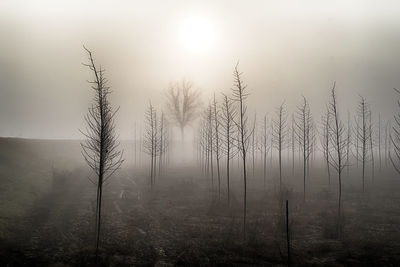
[1, 0, 400, 139]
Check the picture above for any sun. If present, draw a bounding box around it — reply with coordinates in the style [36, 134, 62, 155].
[179, 16, 217, 53]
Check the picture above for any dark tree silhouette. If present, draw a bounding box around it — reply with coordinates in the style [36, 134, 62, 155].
[158, 112, 169, 175]
[207, 103, 214, 189]
[80, 46, 124, 259]
[251, 113, 257, 178]
[212, 93, 222, 200]
[273, 101, 288, 192]
[220, 93, 237, 205]
[346, 111, 351, 176]
[260, 114, 270, 188]
[327, 82, 346, 236]
[369, 110, 375, 182]
[354, 96, 371, 192]
[143, 102, 158, 188]
[231, 63, 251, 239]
[291, 114, 296, 176]
[294, 96, 313, 201]
[320, 108, 331, 185]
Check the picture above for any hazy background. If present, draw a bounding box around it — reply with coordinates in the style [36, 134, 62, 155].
[1, 0, 400, 139]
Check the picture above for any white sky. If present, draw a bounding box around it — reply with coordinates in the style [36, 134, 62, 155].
[1, 0, 400, 139]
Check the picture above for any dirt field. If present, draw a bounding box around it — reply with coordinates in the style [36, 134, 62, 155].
[1, 138, 400, 266]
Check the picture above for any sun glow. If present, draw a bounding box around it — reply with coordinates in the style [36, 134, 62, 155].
[179, 16, 217, 54]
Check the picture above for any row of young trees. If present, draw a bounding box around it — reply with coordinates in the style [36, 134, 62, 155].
[197, 66, 400, 238]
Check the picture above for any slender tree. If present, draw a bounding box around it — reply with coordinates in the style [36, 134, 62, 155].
[291, 114, 296, 176]
[294, 96, 313, 201]
[80, 46, 124, 259]
[208, 103, 214, 190]
[158, 112, 168, 175]
[354, 96, 371, 192]
[346, 111, 351, 176]
[220, 93, 237, 205]
[327, 82, 347, 236]
[143, 102, 158, 188]
[260, 114, 270, 188]
[369, 111, 375, 182]
[251, 113, 257, 178]
[320, 108, 331, 185]
[231, 63, 251, 239]
[212, 93, 222, 200]
[273, 101, 288, 192]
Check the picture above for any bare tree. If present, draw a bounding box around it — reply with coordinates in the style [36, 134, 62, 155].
[294, 96, 313, 201]
[320, 108, 331, 185]
[207, 103, 214, 189]
[291, 114, 296, 176]
[220, 93, 237, 205]
[143, 102, 158, 188]
[199, 104, 215, 188]
[353, 96, 371, 192]
[198, 114, 209, 176]
[231, 63, 251, 239]
[260, 114, 270, 188]
[251, 113, 257, 178]
[198, 121, 206, 174]
[369, 111, 375, 182]
[273, 101, 288, 192]
[165, 79, 202, 141]
[158, 112, 169, 176]
[80, 46, 124, 259]
[346, 111, 351, 176]
[153, 111, 158, 179]
[327, 82, 347, 235]
[212, 93, 222, 200]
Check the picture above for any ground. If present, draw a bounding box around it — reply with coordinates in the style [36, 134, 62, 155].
[0, 138, 400, 266]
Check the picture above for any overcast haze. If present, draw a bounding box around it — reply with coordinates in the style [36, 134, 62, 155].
[1, 0, 400, 138]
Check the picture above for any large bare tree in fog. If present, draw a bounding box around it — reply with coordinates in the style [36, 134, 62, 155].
[220, 94, 236, 205]
[231, 63, 251, 239]
[80, 47, 124, 258]
[327, 83, 346, 235]
[165, 79, 202, 140]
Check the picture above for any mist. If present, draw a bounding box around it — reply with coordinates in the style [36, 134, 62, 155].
[1, 0, 400, 138]
[1, 1, 400, 266]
